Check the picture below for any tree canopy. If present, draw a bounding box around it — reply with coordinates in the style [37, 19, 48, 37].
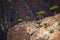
[37, 11, 45, 15]
[18, 19, 23, 22]
[36, 20, 42, 24]
[25, 16, 31, 20]
[50, 5, 59, 11]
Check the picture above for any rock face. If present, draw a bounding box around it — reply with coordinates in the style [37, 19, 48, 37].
[7, 14, 60, 40]
[30, 14, 60, 40]
[30, 22, 60, 40]
[7, 24, 30, 40]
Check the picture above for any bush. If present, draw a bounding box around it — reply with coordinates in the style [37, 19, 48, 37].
[58, 22, 60, 25]
[25, 16, 31, 20]
[50, 5, 59, 11]
[44, 23, 49, 28]
[37, 11, 45, 15]
[18, 19, 23, 22]
[49, 29, 54, 34]
[37, 11, 45, 19]
[37, 15, 42, 18]
[36, 20, 42, 24]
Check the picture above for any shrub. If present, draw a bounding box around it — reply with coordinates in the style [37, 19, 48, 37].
[25, 16, 31, 20]
[58, 22, 60, 25]
[37, 15, 42, 18]
[18, 19, 23, 22]
[49, 29, 54, 34]
[37, 11, 45, 19]
[44, 23, 49, 28]
[50, 5, 59, 11]
[36, 20, 42, 24]
[37, 11, 45, 15]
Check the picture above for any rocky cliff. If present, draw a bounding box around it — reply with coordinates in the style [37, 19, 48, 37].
[7, 13, 60, 40]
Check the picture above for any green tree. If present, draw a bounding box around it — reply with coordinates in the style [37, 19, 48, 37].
[18, 19, 23, 22]
[25, 16, 31, 23]
[50, 5, 59, 15]
[37, 11, 45, 20]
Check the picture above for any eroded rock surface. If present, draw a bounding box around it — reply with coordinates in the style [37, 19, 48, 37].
[7, 14, 60, 40]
